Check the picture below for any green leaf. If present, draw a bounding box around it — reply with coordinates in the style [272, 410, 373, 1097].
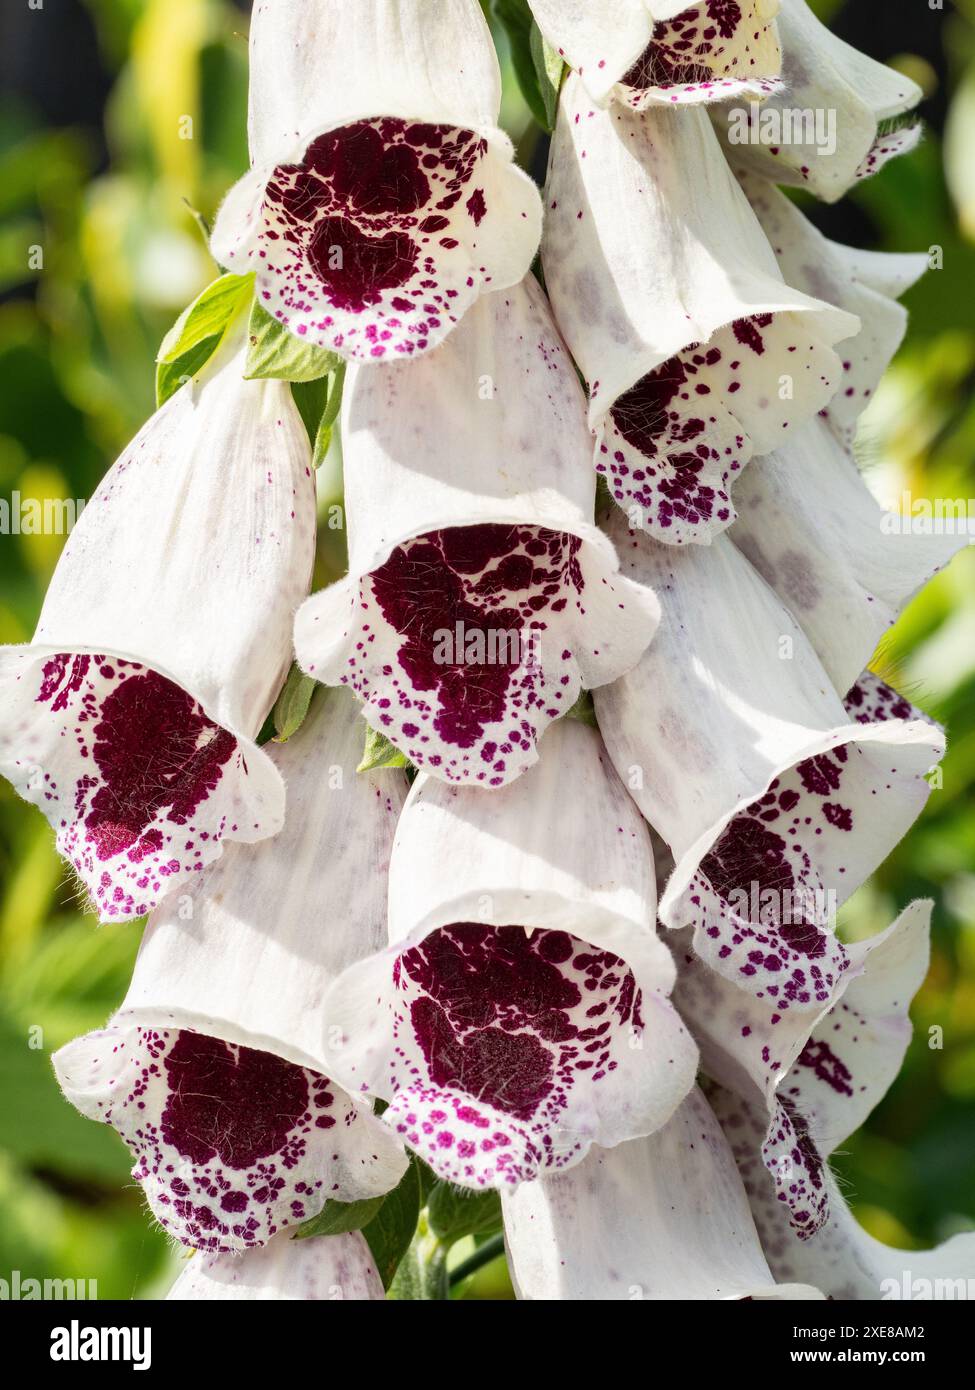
[564, 689, 597, 727]
[154, 271, 253, 407]
[362, 1157, 422, 1290]
[493, 0, 550, 130]
[358, 725, 411, 773]
[530, 21, 564, 132]
[311, 362, 346, 468]
[272, 665, 317, 743]
[426, 1182, 502, 1246]
[293, 1194, 386, 1241]
[244, 299, 343, 382]
[157, 272, 253, 364]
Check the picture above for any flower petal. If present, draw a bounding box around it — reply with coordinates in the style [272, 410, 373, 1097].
[167, 1230, 384, 1301]
[294, 278, 659, 784]
[530, 1, 783, 109]
[54, 1024, 398, 1252]
[543, 77, 858, 544]
[730, 418, 967, 695]
[593, 519, 944, 1005]
[211, 2, 541, 361]
[503, 1087, 823, 1300]
[0, 340, 314, 920]
[737, 171, 927, 445]
[712, 0, 922, 202]
[320, 717, 697, 1188]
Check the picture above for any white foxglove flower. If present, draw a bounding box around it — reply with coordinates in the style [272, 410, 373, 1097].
[594, 520, 945, 1010]
[730, 418, 967, 696]
[705, 902, 975, 1294]
[53, 689, 408, 1251]
[737, 171, 927, 446]
[168, 1230, 384, 1301]
[712, 0, 922, 202]
[295, 277, 659, 784]
[319, 716, 697, 1189]
[544, 76, 859, 544]
[0, 338, 315, 922]
[211, 0, 541, 361]
[503, 1087, 823, 1300]
[528, 0, 783, 109]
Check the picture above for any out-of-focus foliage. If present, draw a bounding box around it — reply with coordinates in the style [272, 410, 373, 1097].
[0, 0, 970, 1299]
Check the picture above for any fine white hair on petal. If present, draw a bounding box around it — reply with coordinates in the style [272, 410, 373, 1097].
[593, 516, 945, 1009]
[736, 171, 927, 445]
[528, 0, 783, 110]
[294, 277, 660, 785]
[319, 717, 698, 1190]
[712, 0, 923, 203]
[543, 77, 859, 545]
[708, 902, 975, 1291]
[210, 0, 541, 362]
[167, 1230, 385, 1302]
[52, 689, 409, 1251]
[730, 417, 968, 696]
[0, 335, 315, 922]
[503, 1086, 824, 1300]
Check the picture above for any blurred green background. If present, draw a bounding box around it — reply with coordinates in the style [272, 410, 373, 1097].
[0, 0, 971, 1299]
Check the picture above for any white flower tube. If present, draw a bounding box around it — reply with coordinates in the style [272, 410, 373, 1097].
[167, 1230, 384, 1301]
[594, 517, 945, 1009]
[707, 902, 975, 1294]
[730, 418, 967, 697]
[211, 0, 541, 361]
[737, 171, 927, 445]
[528, 0, 782, 109]
[295, 277, 659, 784]
[713, 0, 922, 202]
[53, 688, 409, 1252]
[0, 337, 315, 922]
[503, 1086, 823, 1300]
[543, 75, 859, 545]
[319, 717, 697, 1190]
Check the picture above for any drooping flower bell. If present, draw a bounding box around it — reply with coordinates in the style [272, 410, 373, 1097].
[167, 1229, 384, 1302]
[294, 276, 659, 784]
[593, 518, 945, 1011]
[0, 335, 315, 921]
[319, 716, 698, 1189]
[53, 689, 409, 1251]
[528, 0, 783, 110]
[503, 1087, 823, 1300]
[211, 0, 542, 361]
[543, 75, 859, 544]
[711, 0, 922, 202]
[701, 901, 975, 1293]
[730, 417, 967, 697]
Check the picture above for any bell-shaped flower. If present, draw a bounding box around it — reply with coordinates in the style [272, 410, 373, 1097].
[211, 0, 541, 361]
[703, 902, 975, 1291]
[737, 171, 927, 446]
[503, 1086, 823, 1300]
[0, 335, 315, 922]
[730, 417, 967, 697]
[168, 1229, 384, 1301]
[528, 0, 783, 110]
[712, 0, 922, 202]
[318, 716, 698, 1190]
[543, 75, 859, 544]
[294, 276, 659, 784]
[52, 688, 409, 1252]
[594, 516, 945, 1013]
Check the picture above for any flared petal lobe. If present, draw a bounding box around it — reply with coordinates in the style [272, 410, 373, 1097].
[0, 341, 315, 920]
[543, 78, 858, 544]
[320, 718, 697, 1188]
[294, 279, 659, 784]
